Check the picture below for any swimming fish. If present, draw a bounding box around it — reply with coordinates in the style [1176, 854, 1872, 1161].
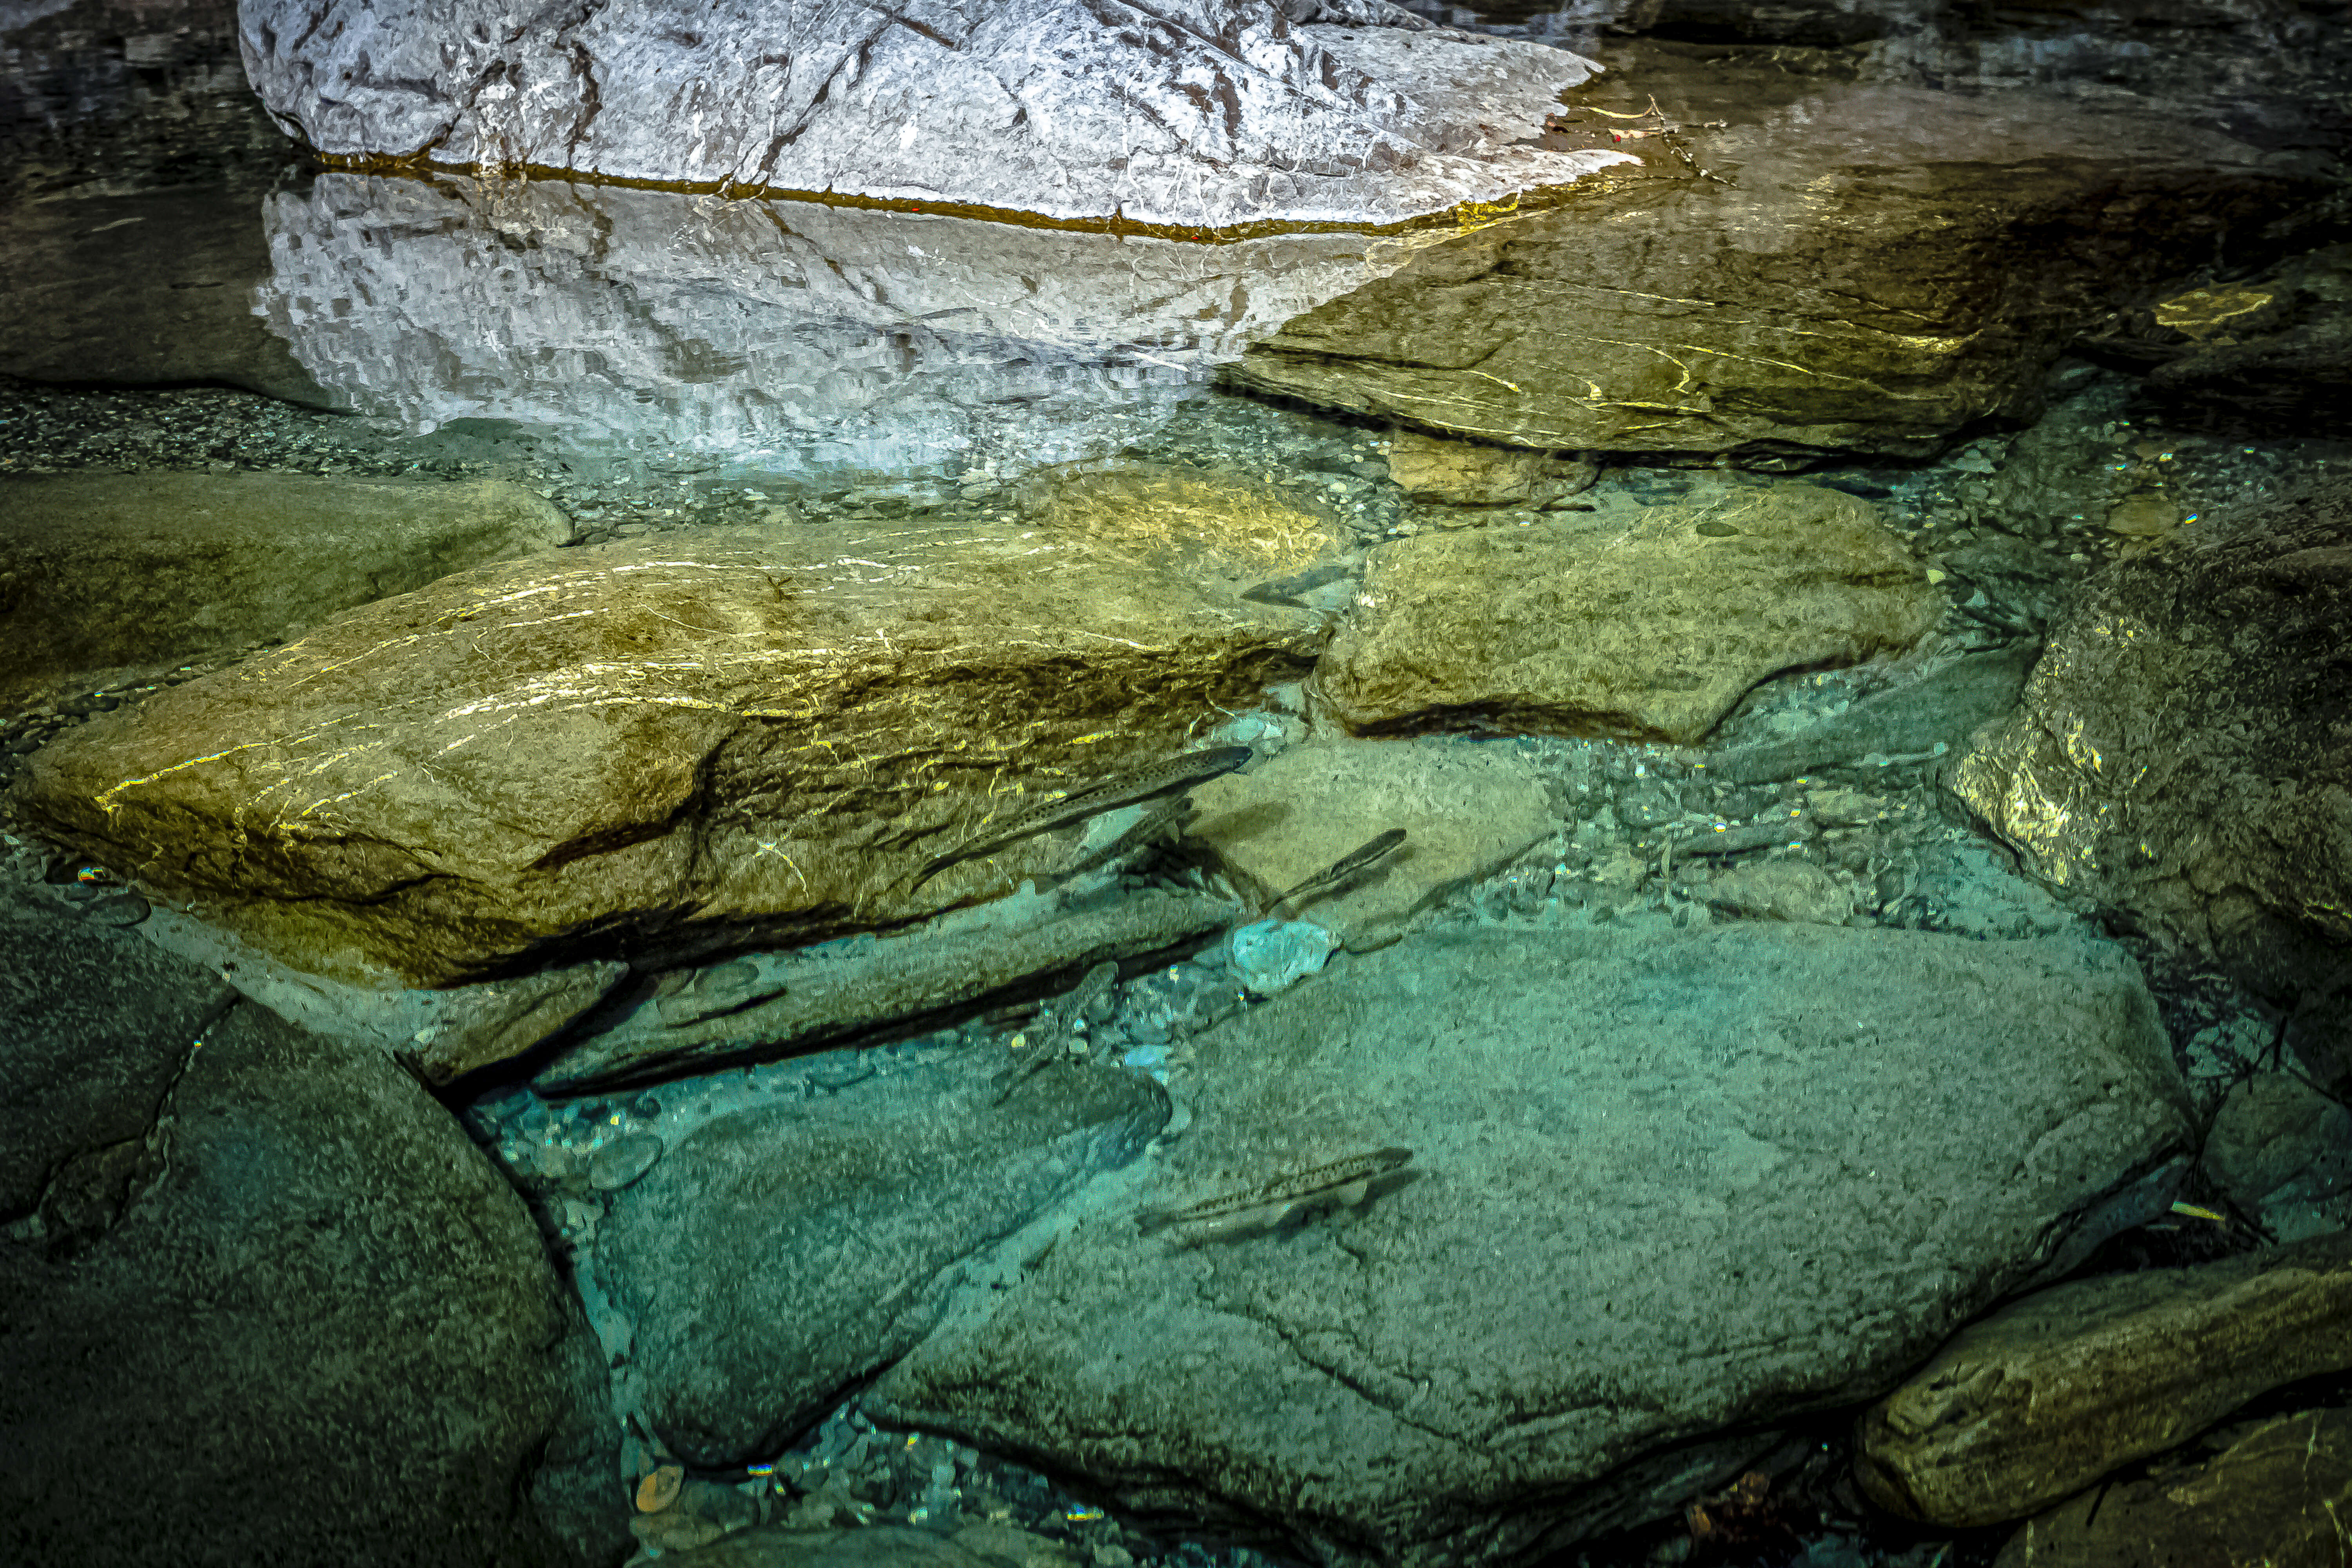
[1264, 828, 1407, 916]
[993, 959, 1120, 1104]
[1058, 791, 1196, 880]
[1136, 1146, 1414, 1238]
[910, 744, 1252, 892]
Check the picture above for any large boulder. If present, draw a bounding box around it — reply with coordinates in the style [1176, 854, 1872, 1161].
[1315, 482, 1939, 742]
[12, 500, 1329, 985]
[0, 884, 623, 1567]
[234, 0, 1633, 229]
[868, 923, 2194, 1565]
[0, 469, 571, 707]
[1951, 480, 2352, 1087]
[1857, 1229, 2352, 1527]
[1227, 44, 2327, 458]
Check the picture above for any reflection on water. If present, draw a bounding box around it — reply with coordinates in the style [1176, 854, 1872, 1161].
[253, 173, 1448, 480]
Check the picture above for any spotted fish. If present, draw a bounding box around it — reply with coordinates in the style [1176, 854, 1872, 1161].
[1137, 1147, 1415, 1238]
[1265, 828, 1406, 916]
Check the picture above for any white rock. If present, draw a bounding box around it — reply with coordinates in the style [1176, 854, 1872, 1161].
[236, 0, 1633, 228]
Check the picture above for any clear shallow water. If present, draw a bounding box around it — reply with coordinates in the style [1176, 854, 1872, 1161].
[254, 172, 1452, 481]
[4, 3, 2346, 1565]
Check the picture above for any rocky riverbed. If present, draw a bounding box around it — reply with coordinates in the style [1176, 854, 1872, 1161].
[5, 0, 2350, 1565]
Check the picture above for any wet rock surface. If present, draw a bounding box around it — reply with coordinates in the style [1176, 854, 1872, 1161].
[1952, 478, 2352, 1088]
[0, 468, 571, 706]
[535, 886, 1235, 1096]
[869, 923, 2192, 1566]
[1857, 1229, 2352, 1528]
[12, 512, 1327, 985]
[1188, 734, 1556, 947]
[598, 1049, 1169, 1468]
[1989, 1404, 2352, 1568]
[1316, 482, 1938, 742]
[1229, 43, 2328, 459]
[0, 884, 625, 1568]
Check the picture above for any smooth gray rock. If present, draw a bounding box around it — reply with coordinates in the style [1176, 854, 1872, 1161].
[235, 0, 1632, 228]
[869, 923, 2193, 1565]
[598, 1050, 1169, 1468]
[1704, 641, 2043, 784]
[0, 886, 625, 1568]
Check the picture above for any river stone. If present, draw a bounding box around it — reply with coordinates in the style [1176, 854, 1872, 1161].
[0, 183, 336, 407]
[868, 923, 2192, 1564]
[535, 886, 1234, 1094]
[1950, 480, 2352, 1089]
[11, 510, 1327, 985]
[1702, 642, 2042, 784]
[1227, 44, 2325, 458]
[2202, 1073, 2352, 1245]
[1856, 1229, 2352, 1528]
[1384, 431, 1597, 508]
[1989, 1405, 2352, 1568]
[235, 0, 1634, 229]
[597, 1051, 1168, 1467]
[1317, 482, 1937, 742]
[0, 470, 571, 708]
[0, 885, 623, 1567]
[1186, 735, 1555, 947]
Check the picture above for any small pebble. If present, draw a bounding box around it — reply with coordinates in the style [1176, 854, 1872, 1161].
[590, 1132, 665, 1191]
[636, 1464, 683, 1513]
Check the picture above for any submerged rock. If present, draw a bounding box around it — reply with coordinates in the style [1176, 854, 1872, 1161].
[236, 0, 1633, 228]
[2202, 1074, 2352, 1244]
[1316, 482, 1937, 742]
[598, 1051, 1168, 1467]
[1951, 479, 2352, 1089]
[1858, 1230, 2352, 1528]
[13, 511, 1326, 985]
[869, 923, 2192, 1564]
[535, 886, 1234, 1095]
[1229, 44, 2326, 457]
[0, 884, 623, 1568]
[0, 469, 570, 708]
[1187, 734, 1556, 947]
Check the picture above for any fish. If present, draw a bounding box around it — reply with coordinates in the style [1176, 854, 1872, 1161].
[1264, 828, 1406, 916]
[910, 744, 1253, 893]
[1136, 1146, 1414, 1237]
[993, 959, 1120, 1104]
[1058, 791, 1196, 879]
